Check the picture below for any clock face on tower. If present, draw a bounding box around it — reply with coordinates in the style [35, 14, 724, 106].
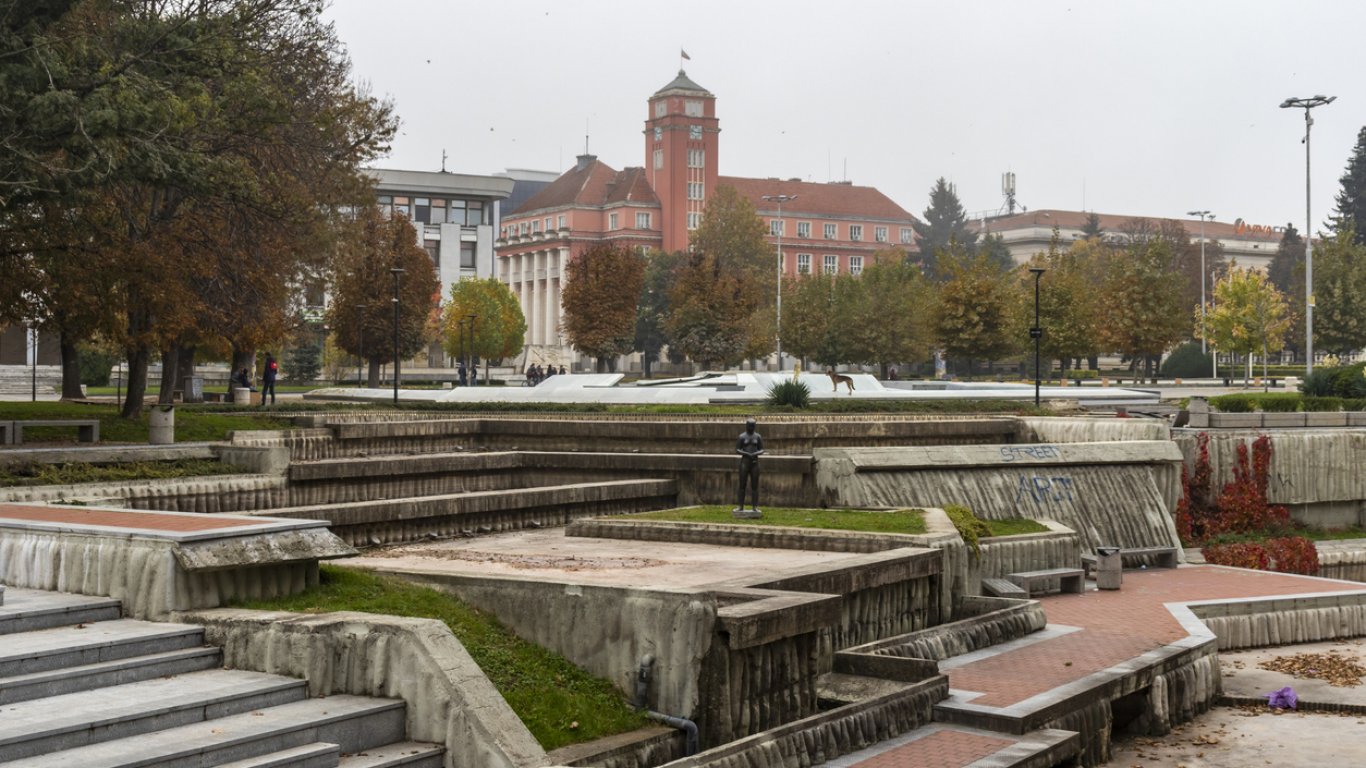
[689, 125, 702, 140]
[654, 127, 662, 141]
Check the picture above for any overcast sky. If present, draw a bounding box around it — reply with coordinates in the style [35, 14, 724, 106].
[324, 0, 1366, 232]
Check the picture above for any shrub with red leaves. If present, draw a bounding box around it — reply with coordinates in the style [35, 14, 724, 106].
[1178, 433, 1290, 545]
[1264, 536, 1320, 575]
[1203, 541, 1272, 570]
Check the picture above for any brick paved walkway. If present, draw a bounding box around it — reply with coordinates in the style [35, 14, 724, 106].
[0, 503, 262, 532]
[845, 728, 1013, 767]
[949, 566, 1365, 708]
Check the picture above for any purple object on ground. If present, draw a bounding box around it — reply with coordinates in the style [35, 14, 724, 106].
[1266, 686, 1298, 709]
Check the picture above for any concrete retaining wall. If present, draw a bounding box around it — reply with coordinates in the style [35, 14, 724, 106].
[0, 530, 316, 619]
[1189, 591, 1366, 650]
[1020, 416, 1171, 444]
[977, 527, 1083, 580]
[1174, 429, 1366, 527]
[0, 474, 287, 513]
[844, 596, 1046, 662]
[182, 608, 547, 768]
[1316, 539, 1366, 582]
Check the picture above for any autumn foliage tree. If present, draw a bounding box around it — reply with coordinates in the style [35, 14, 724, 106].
[327, 209, 438, 386]
[934, 246, 1016, 375]
[561, 243, 644, 372]
[1099, 238, 1188, 378]
[441, 278, 526, 383]
[1199, 266, 1292, 385]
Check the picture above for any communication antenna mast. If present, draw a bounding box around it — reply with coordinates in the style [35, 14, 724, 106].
[1001, 172, 1017, 215]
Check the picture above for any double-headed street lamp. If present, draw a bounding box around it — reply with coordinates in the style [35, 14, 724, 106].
[1280, 94, 1335, 375]
[1029, 266, 1046, 407]
[1187, 210, 1215, 378]
[390, 267, 404, 405]
[761, 193, 797, 371]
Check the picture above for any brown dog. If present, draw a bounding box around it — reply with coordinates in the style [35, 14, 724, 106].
[826, 368, 855, 394]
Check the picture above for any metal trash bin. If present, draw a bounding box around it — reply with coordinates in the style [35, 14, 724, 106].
[1096, 546, 1122, 590]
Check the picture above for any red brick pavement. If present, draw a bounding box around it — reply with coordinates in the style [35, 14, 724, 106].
[0, 503, 262, 532]
[948, 566, 1365, 708]
[849, 729, 1014, 767]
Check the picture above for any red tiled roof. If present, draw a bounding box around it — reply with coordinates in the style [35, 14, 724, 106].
[510, 158, 658, 217]
[974, 209, 1285, 243]
[720, 176, 917, 223]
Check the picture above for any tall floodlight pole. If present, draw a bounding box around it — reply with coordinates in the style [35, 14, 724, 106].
[1281, 95, 1335, 376]
[390, 268, 404, 405]
[1187, 211, 1215, 376]
[762, 194, 797, 371]
[1029, 267, 1046, 407]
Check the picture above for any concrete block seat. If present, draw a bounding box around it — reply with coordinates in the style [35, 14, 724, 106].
[1006, 568, 1085, 596]
[1080, 546, 1180, 577]
[980, 578, 1028, 599]
[9, 419, 100, 444]
[0, 587, 443, 768]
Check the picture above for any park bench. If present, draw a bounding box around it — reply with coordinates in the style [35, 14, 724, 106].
[1006, 567, 1085, 597]
[981, 577, 1029, 599]
[11, 419, 100, 445]
[1080, 546, 1179, 577]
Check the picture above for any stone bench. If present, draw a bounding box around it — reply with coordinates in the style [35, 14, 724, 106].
[11, 419, 100, 444]
[981, 577, 1028, 599]
[1007, 568, 1085, 596]
[1080, 546, 1179, 576]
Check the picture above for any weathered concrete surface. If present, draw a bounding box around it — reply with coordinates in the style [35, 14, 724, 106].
[1108, 707, 1366, 768]
[1317, 538, 1366, 583]
[182, 608, 547, 768]
[1019, 416, 1170, 444]
[814, 443, 1185, 557]
[843, 596, 1046, 663]
[0, 473, 285, 512]
[1217, 637, 1366, 712]
[0, 442, 216, 467]
[213, 443, 290, 475]
[1187, 590, 1366, 650]
[1174, 429, 1366, 527]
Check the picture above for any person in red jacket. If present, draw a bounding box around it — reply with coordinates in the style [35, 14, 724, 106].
[261, 354, 278, 406]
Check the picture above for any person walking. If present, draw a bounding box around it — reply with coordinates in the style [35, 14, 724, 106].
[260, 354, 278, 406]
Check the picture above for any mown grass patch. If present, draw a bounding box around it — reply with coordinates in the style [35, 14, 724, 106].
[629, 505, 927, 534]
[237, 565, 648, 750]
[0, 459, 241, 487]
[0, 402, 291, 443]
[982, 518, 1050, 537]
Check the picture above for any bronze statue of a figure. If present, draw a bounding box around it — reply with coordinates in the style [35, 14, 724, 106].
[734, 417, 764, 518]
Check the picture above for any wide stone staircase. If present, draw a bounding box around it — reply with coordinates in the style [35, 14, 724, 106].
[0, 586, 443, 767]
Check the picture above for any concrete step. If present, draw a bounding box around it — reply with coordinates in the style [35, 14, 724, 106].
[0, 587, 122, 635]
[0, 668, 308, 761]
[0, 618, 205, 677]
[338, 742, 445, 768]
[0, 694, 408, 768]
[176, 741, 339, 768]
[0, 645, 222, 705]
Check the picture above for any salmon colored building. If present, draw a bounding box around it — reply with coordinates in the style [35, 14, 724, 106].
[498, 70, 919, 368]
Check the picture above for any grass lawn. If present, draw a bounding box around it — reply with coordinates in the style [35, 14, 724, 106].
[983, 518, 1050, 536]
[0, 402, 292, 443]
[238, 565, 648, 750]
[0, 459, 243, 487]
[630, 505, 928, 534]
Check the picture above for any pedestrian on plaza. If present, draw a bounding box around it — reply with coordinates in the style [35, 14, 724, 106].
[458, 361, 468, 387]
[260, 354, 278, 406]
[559, 365, 567, 376]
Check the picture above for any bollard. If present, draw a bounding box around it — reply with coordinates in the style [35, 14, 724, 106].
[232, 386, 251, 406]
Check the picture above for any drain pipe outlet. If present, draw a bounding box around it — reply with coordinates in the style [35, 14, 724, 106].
[635, 655, 699, 756]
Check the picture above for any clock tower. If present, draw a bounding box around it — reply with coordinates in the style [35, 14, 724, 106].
[644, 70, 719, 253]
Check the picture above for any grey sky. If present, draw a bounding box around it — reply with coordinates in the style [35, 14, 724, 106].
[325, 0, 1366, 234]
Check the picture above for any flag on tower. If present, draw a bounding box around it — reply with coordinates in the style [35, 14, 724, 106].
[680, 48, 691, 60]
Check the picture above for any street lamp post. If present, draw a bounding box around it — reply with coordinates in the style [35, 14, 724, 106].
[1187, 210, 1215, 378]
[1029, 267, 1046, 407]
[465, 314, 478, 386]
[1280, 94, 1336, 376]
[389, 268, 404, 405]
[355, 304, 367, 388]
[761, 193, 797, 372]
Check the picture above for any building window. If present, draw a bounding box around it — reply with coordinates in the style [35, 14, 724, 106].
[463, 200, 484, 226]
[689, 125, 702, 140]
[544, 217, 553, 232]
[688, 181, 704, 200]
[688, 149, 705, 168]
[447, 199, 465, 224]
[531, 220, 541, 233]
[431, 198, 446, 223]
[655, 100, 666, 117]
[824, 255, 838, 274]
[393, 196, 410, 218]
[687, 212, 701, 230]
[796, 253, 811, 274]
[609, 212, 619, 230]
[900, 227, 914, 244]
[685, 99, 703, 117]
[654, 126, 662, 141]
[824, 223, 837, 239]
[770, 219, 784, 237]
[653, 149, 663, 169]
[460, 243, 476, 269]
[636, 212, 651, 229]
[558, 215, 566, 230]
[519, 222, 528, 235]
[875, 226, 888, 243]
[796, 222, 811, 238]
[424, 241, 439, 266]
[850, 256, 863, 275]
[414, 197, 430, 224]
[850, 225, 863, 242]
